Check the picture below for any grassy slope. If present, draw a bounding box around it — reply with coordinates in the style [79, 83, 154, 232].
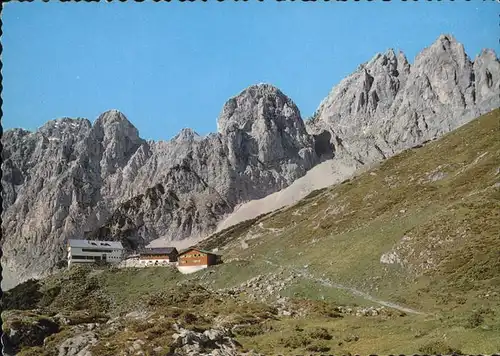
[2, 109, 500, 355]
[194, 108, 500, 352]
[200, 108, 500, 304]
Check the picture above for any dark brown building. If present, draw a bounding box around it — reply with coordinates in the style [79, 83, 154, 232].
[177, 248, 221, 273]
[139, 247, 178, 263]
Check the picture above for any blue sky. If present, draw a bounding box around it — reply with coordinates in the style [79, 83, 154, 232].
[2, 1, 498, 141]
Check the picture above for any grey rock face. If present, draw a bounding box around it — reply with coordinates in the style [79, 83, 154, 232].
[85, 86, 319, 249]
[170, 324, 246, 356]
[474, 49, 500, 108]
[1, 118, 105, 288]
[2, 85, 319, 290]
[57, 331, 98, 356]
[306, 34, 500, 164]
[92, 109, 144, 177]
[217, 84, 316, 172]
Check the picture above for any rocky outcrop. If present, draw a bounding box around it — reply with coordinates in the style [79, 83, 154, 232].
[306, 34, 500, 164]
[57, 331, 98, 356]
[1, 310, 60, 355]
[169, 323, 252, 356]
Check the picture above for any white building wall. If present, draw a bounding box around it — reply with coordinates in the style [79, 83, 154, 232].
[68, 246, 123, 268]
[139, 258, 170, 267]
[177, 265, 208, 274]
[117, 258, 177, 269]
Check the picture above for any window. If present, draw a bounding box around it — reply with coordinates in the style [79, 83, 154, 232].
[82, 248, 113, 253]
[72, 255, 102, 261]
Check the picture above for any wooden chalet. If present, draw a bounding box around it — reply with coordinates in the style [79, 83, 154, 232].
[138, 247, 179, 266]
[177, 247, 222, 274]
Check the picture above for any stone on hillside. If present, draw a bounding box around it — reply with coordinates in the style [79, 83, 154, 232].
[380, 251, 401, 265]
[171, 324, 241, 355]
[58, 331, 98, 356]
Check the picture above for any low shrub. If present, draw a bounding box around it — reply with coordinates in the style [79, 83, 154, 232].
[306, 342, 331, 352]
[281, 334, 312, 348]
[66, 310, 109, 325]
[128, 320, 152, 333]
[1, 279, 42, 310]
[233, 324, 266, 337]
[465, 307, 493, 329]
[418, 340, 463, 354]
[308, 327, 333, 340]
[39, 286, 61, 308]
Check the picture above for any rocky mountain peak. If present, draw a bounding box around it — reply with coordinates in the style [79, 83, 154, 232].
[436, 33, 457, 45]
[363, 48, 410, 78]
[217, 83, 316, 173]
[216, 83, 304, 136]
[2, 128, 32, 141]
[94, 109, 129, 126]
[473, 48, 500, 106]
[386, 48, 396, 57]
[38, 118, 92, 139]
[428, 34, 463, 55]
[307, 34, 499, 165]
[90, 110, 144, 177]
[173, 128, 202, 142]
[397, 50, 411, 73]
[415, 33, 469, 68]
[309, 45, 412, 137]
[91, 110, 139, 141]
[477, 48, 497, 60]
